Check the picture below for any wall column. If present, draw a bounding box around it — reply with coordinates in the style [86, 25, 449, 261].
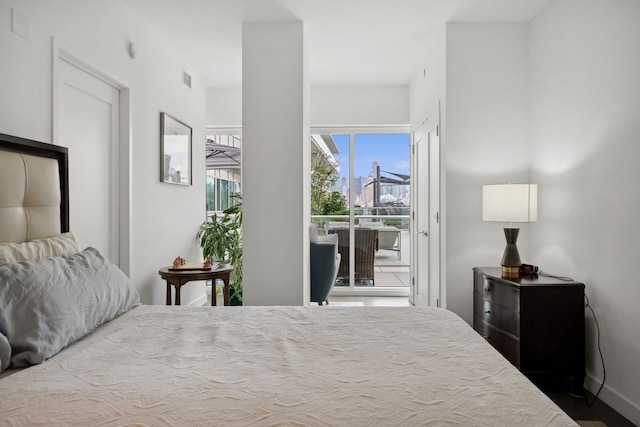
[242, 22, 310, 305]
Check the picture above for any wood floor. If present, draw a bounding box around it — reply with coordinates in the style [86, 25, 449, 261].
[536, 379, 635, 427]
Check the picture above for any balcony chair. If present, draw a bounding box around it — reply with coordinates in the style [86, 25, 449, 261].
[376, 227, 401, 259]
[357, 221, 401, 259]
[328, 228, 379, 286]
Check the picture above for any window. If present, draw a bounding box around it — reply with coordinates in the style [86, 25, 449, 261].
[206, 131, 241, 214]
[206, 176, 240, 212]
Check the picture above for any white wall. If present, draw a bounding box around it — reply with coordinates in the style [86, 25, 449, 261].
[206, 86, 409, 127]
[206, 87, 242, 127]
[409, 25, 445, 129]
[445, 23, 531, 324]
[311, 86, 409, 126]
[529, 0, 640, 423]
[242, 22, 310, 306]
[0, 2, 52, 142]
[0, 0, 207, 305]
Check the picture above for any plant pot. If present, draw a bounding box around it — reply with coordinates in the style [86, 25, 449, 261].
[229, 290, 242, 306]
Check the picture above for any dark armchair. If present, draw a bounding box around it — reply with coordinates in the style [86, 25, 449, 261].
[310, 238, 341, 305]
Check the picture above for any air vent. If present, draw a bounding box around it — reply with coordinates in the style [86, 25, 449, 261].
[182, 70, 192, 88]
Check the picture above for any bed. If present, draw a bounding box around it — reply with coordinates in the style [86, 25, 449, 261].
[0, 133, 577, 426]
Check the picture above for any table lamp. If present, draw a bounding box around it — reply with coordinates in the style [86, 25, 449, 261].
[482, 184, 537, 276]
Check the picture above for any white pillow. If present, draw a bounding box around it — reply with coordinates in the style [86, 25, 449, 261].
[310, 223, 339, 245]
[320, 233, 338, 244]
[0, 232, 78, 265]
[313, 233, 338, 245]
[310, 223, 320, 242]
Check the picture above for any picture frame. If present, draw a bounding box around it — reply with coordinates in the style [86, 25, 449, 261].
[160, 112, 192, 185]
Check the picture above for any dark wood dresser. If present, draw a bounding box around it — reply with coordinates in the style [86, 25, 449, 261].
[473, 267, 585, 394]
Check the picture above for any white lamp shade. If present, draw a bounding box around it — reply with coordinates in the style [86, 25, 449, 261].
[482, 184, 537, 223]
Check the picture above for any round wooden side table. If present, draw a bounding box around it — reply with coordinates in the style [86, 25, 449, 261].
[158, 264, 234, 306]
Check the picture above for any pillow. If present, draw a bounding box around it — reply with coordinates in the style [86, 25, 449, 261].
[309, 223, 320, 242]
[314, 233, 338, 245]
[0, 232, 79, 265]
[310, 224, 338, 245]
[0, 247, 140, 371]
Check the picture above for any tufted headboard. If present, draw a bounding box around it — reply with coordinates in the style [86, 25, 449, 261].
[0, 133, 69, 243]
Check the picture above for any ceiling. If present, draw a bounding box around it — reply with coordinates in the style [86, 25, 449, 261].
[125, 0, 550, 88]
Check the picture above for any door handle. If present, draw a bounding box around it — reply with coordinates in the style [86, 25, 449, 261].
[416, 230, 428, 237]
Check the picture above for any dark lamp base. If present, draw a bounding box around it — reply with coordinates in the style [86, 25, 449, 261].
[501, 227, 522, 277]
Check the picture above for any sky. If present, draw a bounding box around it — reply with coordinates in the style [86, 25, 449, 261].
[331, 133, 411, 181]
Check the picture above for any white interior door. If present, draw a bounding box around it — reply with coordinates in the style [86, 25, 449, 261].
[58, 59, 120, 265]
[410, 120, 440, 307]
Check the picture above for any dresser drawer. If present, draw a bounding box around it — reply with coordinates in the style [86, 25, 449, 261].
[474, 315, 521, 368]
[474, 292, 520, 337]
[474, 276, 520, 311]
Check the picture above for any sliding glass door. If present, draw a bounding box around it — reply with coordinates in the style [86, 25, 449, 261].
[311, 128, 410, 296]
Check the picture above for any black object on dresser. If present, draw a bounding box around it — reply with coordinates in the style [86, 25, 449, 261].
[473, 267, 585, 395]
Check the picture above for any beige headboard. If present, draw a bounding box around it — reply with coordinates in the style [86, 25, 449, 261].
[0, 133, 69, 243]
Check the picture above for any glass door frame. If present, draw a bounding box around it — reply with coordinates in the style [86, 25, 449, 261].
[311, 125, 410, 297]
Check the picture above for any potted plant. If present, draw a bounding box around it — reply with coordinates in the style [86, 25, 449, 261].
[198, 194, 243, 305]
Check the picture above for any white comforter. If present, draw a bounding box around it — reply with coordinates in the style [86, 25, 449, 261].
[0, 305, 576, 426]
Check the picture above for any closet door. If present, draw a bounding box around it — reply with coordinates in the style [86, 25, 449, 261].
[58, 59, 120, 265]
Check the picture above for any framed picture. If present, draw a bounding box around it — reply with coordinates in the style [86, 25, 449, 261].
[160, 112, 192, 185]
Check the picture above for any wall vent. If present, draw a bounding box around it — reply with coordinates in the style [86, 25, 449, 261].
[182, 70, 192, 88]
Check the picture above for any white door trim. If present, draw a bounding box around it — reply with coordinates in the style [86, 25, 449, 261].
[427, 125, 441, 307]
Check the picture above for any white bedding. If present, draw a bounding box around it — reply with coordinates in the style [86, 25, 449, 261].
[0, 305, 576, 426]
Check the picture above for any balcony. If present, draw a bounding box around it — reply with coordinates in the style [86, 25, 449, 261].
[312, 210, 410, 289]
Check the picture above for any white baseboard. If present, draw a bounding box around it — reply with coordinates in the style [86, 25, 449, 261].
[186, 294, 208, 307]
[585, 373, 640, 425]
